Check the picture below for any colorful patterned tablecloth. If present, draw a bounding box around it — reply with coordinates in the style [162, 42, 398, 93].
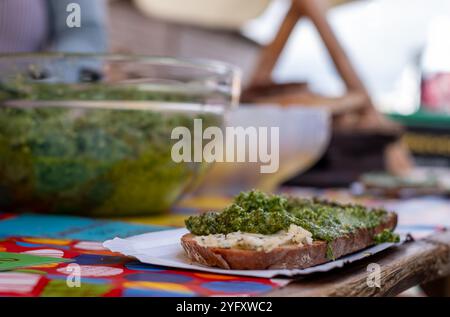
[0, 212, 287, 297]
[1, 189, 449, 297]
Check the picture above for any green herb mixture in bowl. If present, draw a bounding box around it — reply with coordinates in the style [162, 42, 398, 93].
[0, 54, 240, 216]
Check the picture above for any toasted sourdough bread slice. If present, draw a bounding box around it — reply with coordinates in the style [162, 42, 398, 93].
[181, 212, 397, 270]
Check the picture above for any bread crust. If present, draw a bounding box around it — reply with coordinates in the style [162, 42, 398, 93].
[181, 213, 398, 270]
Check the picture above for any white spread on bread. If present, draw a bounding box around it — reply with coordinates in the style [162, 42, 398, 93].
[193, 224, 313, 252]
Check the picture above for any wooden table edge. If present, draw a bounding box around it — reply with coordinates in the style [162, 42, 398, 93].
[264, 231, 450, 297]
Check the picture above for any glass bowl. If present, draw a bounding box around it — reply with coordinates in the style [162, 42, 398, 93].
[0, 53, 240, 216]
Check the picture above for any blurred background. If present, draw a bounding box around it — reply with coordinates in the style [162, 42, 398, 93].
[1, 0, 450, 297]
[2, 0, 450, 198]
[108, 0, 450, 195]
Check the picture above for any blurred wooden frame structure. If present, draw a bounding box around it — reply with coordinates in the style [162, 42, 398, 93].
[243, 0, 410, 175]
[243, 0, 373, 119]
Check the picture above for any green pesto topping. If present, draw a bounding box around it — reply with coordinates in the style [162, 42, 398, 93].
[374, 229, 400, 243]
[185, 190, 392, 244]
[185, 190, 297, 235]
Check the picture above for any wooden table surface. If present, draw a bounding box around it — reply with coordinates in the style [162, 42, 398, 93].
[266, 231, 450, 296]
